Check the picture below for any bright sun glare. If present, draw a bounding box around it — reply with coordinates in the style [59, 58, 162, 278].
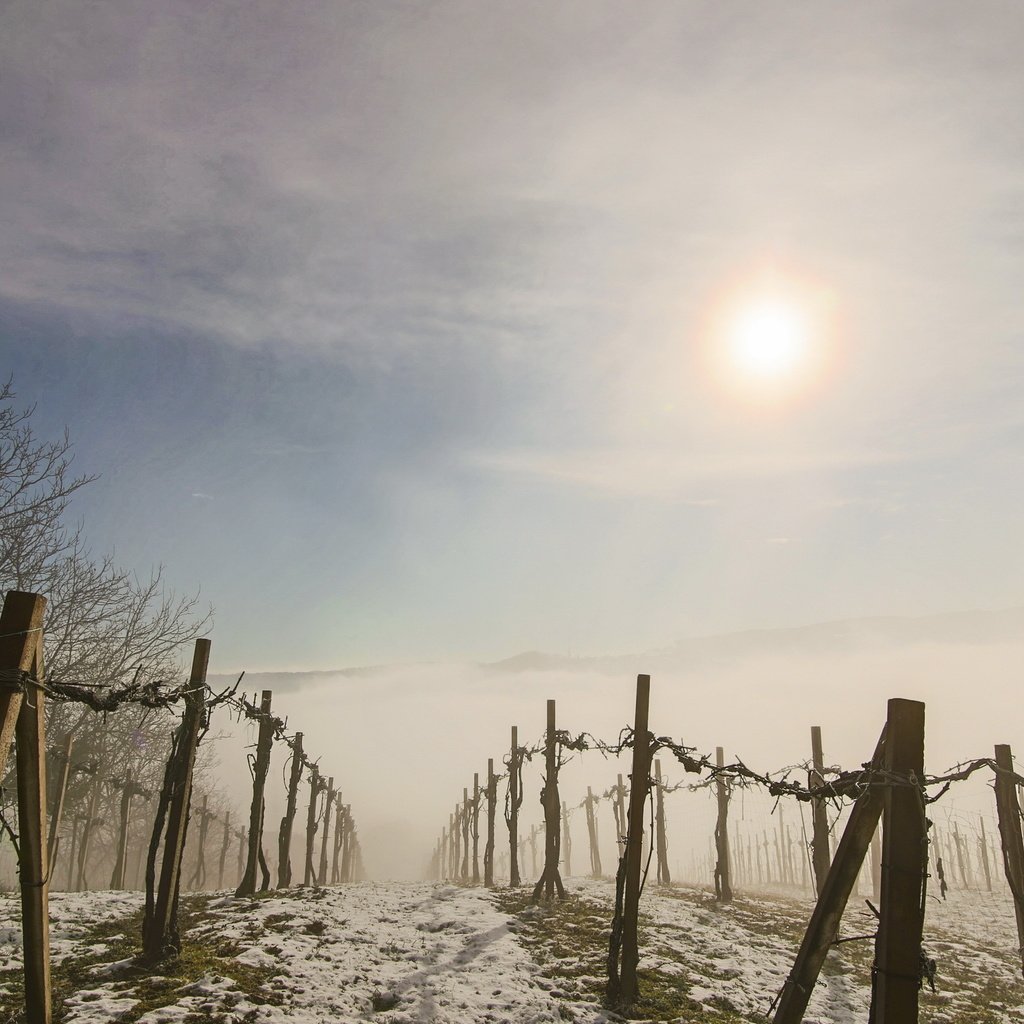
[727, 299, 811, 381]
[705, 274, 834, 403]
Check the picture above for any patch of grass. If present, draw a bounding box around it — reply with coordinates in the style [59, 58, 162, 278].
[0, 895, 283, 1023]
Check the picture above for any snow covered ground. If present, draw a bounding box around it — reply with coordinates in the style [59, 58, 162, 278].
[1, 878, 1022, 1022]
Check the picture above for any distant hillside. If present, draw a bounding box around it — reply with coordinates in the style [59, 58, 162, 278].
[210, 606, 1024, 689]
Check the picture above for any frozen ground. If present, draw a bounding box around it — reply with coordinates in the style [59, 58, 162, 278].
[1, 879, 1022, 1022]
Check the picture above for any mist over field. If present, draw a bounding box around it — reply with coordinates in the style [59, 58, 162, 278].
[208, 609, 1024, 880]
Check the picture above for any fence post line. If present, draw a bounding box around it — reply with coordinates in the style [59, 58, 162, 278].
[993, 744, 1024, 976]
[236, 690, 274, 896]
[318, 775, 335, 885]
[654, 759, 670, 885]
[46, 733, 74, 872]
[143, 637, 210, 963]
[614, 673, 652, 1006]
[277, 731, 304, 888]
[508, 726, 521, 886]
[870, 698, 926, 1023]
[1, 592, 51, 1024]
[484, 758, 496, 887]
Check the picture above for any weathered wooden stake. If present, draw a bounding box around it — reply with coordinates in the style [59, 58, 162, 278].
[461, 786, 470, 880]
[142, 638, 210, 963]
[1, 592, 50, 1024]
[110, 771, 147, 890]
[532, 700, 565, 901]
[277, 731, 304, 888]
[993, 744, 1024, 977]
[472, 772, 481, 884]
[979, 815, 993, 892]
[484, 758, 496, 887]
[713, 747, 732, 902]
[76, 744, 106, 892]
[236, 690, 274, 896]
[340, 805, 353, 882]
[318, 775, 335, 885]
[809, 726, 831, 896]
[188, 795, 216, 891]
[609, 673, 652, 1006]
[331, 794, 344, 884]
[772, 723, 887, 1024]
[870, 698, 926, 1023]
[654, 759, 670, 885]
[508, 726, 522, 886]
[303, 768, 322, 887]
[615, 773, 627, 859]
[561, 800, 572, 878]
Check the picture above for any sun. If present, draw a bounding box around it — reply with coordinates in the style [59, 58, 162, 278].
[704, 273, 835, 404]
[727, 298, 811, 382]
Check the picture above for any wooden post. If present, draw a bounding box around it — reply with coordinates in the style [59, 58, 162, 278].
[714, 747, 732, 902]
[993, 744, 1024, 976]
[484, 758, 496, 887]
[332, 794, 344, 884]
[236, 690, 274, 896]
[218, 810, 232, 890]
[654, 759, 670, 885]
[46, 733, 74, 871]
[277, 731, 304, 888]
[585, 786, 602, 877]
[508, 726, 521, 886]
[65, 815, 82, 892]
[561, 800, 572, 879]
[773, 722, 887, 1024]
[809, 726, 831, 897]
[870, 698, 926, 1023]
[461, 786, 470, 880]
[236, 828, 246, 883]
[339, 805, 353, 882]
[870, 824, 882, 901]
[472, 772, 481, 884]
[1, 592, 50, 1024]
[609, 674, 652, 1007]
[318, 776, 335, 886]
[529, 824, 539, 878]
[76, 745, 106, 892]
[142, 638, 210, 963]
[303, 768, 321, 887]
[188, 795, 216, 891]
[979, 816, 992, 892]
[110, 771, 137, 890]
[532, 700, 565, 901]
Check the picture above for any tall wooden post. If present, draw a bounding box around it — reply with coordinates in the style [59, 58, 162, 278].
[332, 795, 344, 884]
[773, 724, 888, 1024]
[218, 810, 232, 890]
[461, 787, 470, 880]
[993, 744, 1024, 976]
[143, 638, 210, 963]
[188, 795, 216, 891]
[317, 776, 335, 885]
[339, 805, 353, 882]
[277, 731, 304, 888]
[236, 828, 246, 883]
[76, 747, 106, 892]
[870, 699, 926, 1023]
[472, 772, 481, 884]
[236, 690, 274, 896]
[809, 726, 831, 896]
[610, 674, 652, 1006]
[1, 592, 50, 1024]
[508, 726, 521, 886]
[303, 768, 321, 887]
[714, 747, 732, 902]
[110, 771, 137, 890]
[654, 759, 670, 885]
[484, 758, 496, 886]
[979, 816, 992, 892]
[585, 786, 602, 877]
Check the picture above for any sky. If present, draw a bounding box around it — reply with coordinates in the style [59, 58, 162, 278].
[3, 1, 1024, 673]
